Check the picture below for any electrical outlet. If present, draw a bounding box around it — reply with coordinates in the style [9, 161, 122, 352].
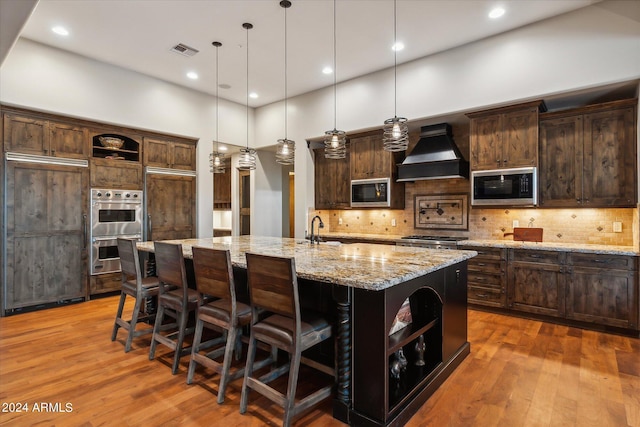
[391, 218, 397, 227]
[613, 221, 622, 233]
[338, 217, 343, 225]
[512, 220, 519, 228]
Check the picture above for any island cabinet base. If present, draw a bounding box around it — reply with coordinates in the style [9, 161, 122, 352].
[342, 262, 469, 426]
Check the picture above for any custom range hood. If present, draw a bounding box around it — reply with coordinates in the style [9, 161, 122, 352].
[397, 123, 469, 181]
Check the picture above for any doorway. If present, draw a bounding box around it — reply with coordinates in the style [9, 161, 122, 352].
[239, 169, 250, 235]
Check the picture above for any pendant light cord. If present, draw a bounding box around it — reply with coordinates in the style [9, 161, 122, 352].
[333, 0, 337, 131]
[215, 43, 219, 147]
[246, 26, 249, 150]
[393, 0, 397, 118]
[284, 3, 288, 140]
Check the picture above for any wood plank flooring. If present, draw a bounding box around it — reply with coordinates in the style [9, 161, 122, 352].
[0, 296, 638, 426]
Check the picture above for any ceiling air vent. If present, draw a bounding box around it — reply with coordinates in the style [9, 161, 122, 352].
[170, 43, 199, 57]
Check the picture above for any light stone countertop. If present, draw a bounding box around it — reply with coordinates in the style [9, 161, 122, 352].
[317, 231, 639, 256]
[137, 235, 477, 291]
[459, 239, 639, 256]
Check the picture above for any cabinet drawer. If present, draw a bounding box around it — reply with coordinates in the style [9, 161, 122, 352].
[464, 247, 504, 260]
[468, 272, 503, 289]
[468, 286, 504, 307]
[570, 253, 637, 271]
[468, 259, 502, 275]
[511, 249, 563, 264]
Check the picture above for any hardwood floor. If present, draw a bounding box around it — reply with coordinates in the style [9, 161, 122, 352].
[0, 296, 638, 426]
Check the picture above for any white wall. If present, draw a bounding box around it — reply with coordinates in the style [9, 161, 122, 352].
[255, 3, 640, 238]
[0, 38, 252, 238]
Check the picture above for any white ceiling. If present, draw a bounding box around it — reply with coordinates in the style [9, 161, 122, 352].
[19, 0, 604, 108]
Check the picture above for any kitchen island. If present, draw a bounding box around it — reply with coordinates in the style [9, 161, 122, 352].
[137, 236, 477, 426]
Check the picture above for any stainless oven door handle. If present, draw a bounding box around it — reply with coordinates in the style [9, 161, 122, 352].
[92, 235, 141, 242]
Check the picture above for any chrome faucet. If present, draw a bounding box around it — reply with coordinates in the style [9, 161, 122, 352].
[310, 215, 324, 245]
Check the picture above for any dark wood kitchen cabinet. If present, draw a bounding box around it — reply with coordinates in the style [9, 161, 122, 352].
[144, 137, 196, 170]
[507, 249, 566, 318]
[4, 160, 88, 314]
[566, 253, 638, 330]
[466, 247, 507, 308]
[89, 128, 143, 189]
[350, 133, 398, 180]
[314, 146, 351, 209]
[467, 101, 545, 171]
[539, 99, 637, 208]
[213, 165, 232, 209]
[146, 172, 196, 241]
[3, 113, 88, 159]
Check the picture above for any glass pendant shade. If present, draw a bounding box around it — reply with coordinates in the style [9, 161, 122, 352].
[238, 147, 256, 170]
[210, 41, 225, 173]
[324, 0, 346, 160]
[276, 138, 295, 165]
[237, 22, 256, 171]
[383, 116, 409, 151]
[276, 0, 295, 166]
[209, 150, 225, 174]
[324, 129, 346, 159]
[383, 0, 409, 152]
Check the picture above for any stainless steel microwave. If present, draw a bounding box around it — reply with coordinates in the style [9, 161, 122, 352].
[351, 178, 391, 207]
[471, 167, 537, 206]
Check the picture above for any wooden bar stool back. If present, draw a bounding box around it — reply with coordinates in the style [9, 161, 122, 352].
[240, 252, 333, 427]
[149, 241, 199, 374]
[187, 246, 256, 403]
[111, 238, 160, 352]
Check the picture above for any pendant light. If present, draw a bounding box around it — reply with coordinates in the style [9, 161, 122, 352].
[238, 22, 257, 171]
[324, 0, 346, 159]
[382, 0, 408, 152]
[276, 0, 295, 166]
[210, 41, 226, 174]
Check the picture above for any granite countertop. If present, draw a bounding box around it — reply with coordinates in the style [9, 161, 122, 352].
[459, 239, 639, 256]
[137, 235, 477, 291]
[319, 231, 405, 243]
[318, 231, 639, 256]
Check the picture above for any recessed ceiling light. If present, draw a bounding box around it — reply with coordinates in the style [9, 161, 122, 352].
[322, 66, 333, 74]
[249, 92, 258, 99]
[488, 7, 505, 19]
[392, 42, 404, 52]
[219, 145, 228, 152]
[186, 71, 198, 80]
[52, 26, 69, 36]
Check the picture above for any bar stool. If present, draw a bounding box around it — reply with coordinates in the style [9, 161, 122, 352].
[186, 246, 254, 403]
[240, 252, 333, 427]
[111, 238, 160, 352]
[149, 241, 199, 374]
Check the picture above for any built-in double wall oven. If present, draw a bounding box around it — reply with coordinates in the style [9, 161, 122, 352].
[90, 188, 143, 275]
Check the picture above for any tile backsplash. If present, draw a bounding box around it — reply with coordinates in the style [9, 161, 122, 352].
[310, 206, 636, 247]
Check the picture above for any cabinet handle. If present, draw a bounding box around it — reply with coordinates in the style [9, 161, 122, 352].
[82, 214, 87, 249]
[503, 159, 507, 163]
[147, 214, 152, 240]
[576, 198, 582, 203]
[473, 277, 486, 282]
[477, 263, 486, 266]
[529, 254, 542, 258]
[592, 259, 609, 264]
[475, 293, 488, 299]
[496, 159, 501, 165]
